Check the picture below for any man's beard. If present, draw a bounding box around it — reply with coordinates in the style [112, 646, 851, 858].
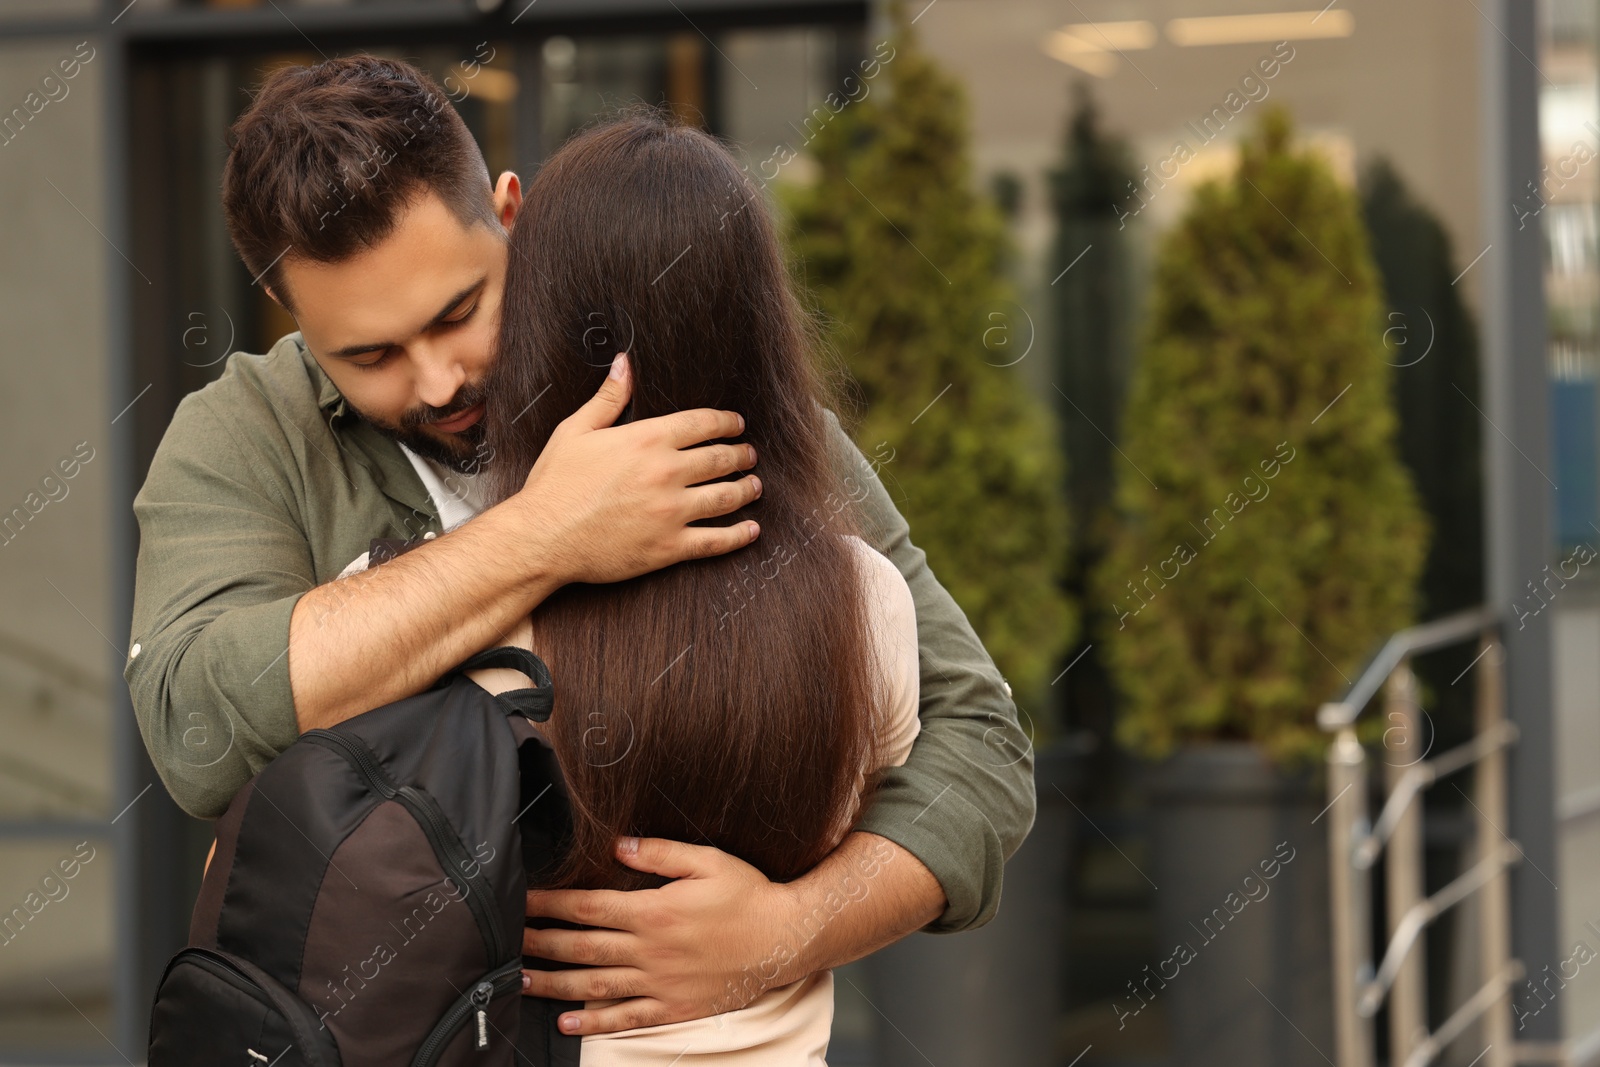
[348, 382, 491, 475]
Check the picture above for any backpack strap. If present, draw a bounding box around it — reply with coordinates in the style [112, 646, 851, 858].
[451, 646, 555, 723]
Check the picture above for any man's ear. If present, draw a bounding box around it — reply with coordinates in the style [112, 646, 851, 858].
[493, 171, 523, 229]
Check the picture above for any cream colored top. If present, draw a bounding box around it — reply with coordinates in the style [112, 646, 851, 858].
[577, 535, 921, 1066]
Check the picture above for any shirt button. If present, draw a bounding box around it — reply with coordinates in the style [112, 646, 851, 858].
[129, 642, 142, 660]
[423, 531, 438, 541]
[1002, 680, 1012, 699]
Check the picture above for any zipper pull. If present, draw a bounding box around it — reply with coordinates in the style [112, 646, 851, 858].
[472, 981, 493, 1051]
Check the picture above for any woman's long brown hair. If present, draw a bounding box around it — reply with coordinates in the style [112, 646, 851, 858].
[484, 112, 882, 890]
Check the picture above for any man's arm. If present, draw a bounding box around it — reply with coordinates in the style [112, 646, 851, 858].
[127, 355, 759, 817]
[522, 834, 942, 1035]
[287, 360, 759, 731]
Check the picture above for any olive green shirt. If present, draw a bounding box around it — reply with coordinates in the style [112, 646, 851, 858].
[126, 334, 1034, 932]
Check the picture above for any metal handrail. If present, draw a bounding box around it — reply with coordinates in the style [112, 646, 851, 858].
[1356, 721, 1520, 868]
[1400, 963, 1527, 1067]
[1322, 611, 1517, 1067]
[1358, 841, 1522, 1015]
[1317, 606, 1499, 730]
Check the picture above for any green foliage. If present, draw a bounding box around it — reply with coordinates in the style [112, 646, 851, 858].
[1095, 110, 1429, 762]
[785, 2, 1075, 702]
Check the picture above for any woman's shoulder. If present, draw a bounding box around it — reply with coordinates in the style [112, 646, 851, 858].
[840, 534, 908, 598]
[839, 535, 920, 767]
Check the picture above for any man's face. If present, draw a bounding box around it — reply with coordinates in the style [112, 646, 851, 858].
[280, 184, 517, 473]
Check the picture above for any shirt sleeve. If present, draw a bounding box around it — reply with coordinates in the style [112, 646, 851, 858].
[124, 391, 313, 820]
[823, 409, 1037, 933]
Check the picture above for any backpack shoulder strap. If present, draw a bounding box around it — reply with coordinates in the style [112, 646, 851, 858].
[449, 646, 555, 722]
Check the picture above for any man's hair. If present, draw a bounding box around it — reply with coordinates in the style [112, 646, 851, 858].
[221, 55, 495, 307]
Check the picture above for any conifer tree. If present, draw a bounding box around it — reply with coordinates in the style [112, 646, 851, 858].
[1095, 111, 1428, 761]
[786, 2, 1074, 701]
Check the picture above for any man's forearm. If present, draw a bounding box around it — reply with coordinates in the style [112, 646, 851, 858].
[289, 495, 560, 732]
[783, 832, 944, 977]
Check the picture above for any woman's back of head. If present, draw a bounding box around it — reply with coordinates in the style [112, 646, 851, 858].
[485, 112, 881, 889]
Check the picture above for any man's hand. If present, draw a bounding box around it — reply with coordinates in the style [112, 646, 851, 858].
[286, 351, 760, 733]
[514, 352, 763, 585]
[520, 832, 945, 1036]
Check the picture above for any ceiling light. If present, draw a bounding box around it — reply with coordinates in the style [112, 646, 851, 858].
[1057, 20, 1158, 51]
[1043, 34, 1118, 76]
[1167, 10, 1354, 46]
[1042, 21, 1156, 78]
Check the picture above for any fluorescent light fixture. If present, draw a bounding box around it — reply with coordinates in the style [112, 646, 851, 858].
[1042, 20, 1156, 77]
[1167, 10, 1354, 46]
[1058, 20, 1158, 51]
[1043, 34, 1118, 76]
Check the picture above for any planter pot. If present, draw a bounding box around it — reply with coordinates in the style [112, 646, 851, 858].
[862, 740, 1086, 1067]
[1143, 742, 1333, 1067]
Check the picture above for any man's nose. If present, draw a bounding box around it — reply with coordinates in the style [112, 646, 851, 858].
[413, 343, 468, 409]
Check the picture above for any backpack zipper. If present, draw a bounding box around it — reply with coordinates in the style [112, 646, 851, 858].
[162, 947, 338, 1067]
[301, 730, 509, 966]
[409, 959, 524, 1067]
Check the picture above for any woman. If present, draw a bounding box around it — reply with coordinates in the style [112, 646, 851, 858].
[470, 112, 922, 1064]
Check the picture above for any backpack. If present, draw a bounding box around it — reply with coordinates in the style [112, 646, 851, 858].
[148, 646, 581, 1067]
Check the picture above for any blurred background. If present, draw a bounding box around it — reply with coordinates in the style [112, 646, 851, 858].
[0, 0, 1596, 1063]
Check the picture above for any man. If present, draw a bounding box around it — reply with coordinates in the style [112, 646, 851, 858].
[128, 55, 1032, 1048]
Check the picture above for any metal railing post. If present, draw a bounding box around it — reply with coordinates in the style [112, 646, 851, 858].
[1320, 612, 1516, 1067]
[1329, 721, 1374, 1067]
[1387, 661, 1428, 1065]
[1476, 637, 1515, 1067]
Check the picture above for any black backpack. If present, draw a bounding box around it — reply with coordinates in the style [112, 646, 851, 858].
[148, 646, 581, 1067]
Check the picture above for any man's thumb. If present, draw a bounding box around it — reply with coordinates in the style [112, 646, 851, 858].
[571, 352, 632, 432]
[614, 836, 713, 880]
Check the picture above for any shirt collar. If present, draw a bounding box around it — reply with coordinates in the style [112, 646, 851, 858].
[295, 334, 355, 424]
[284, 332, 438, 524]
